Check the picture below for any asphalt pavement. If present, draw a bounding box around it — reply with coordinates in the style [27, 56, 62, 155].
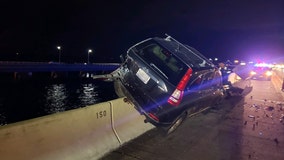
[100, 78, 284, 160]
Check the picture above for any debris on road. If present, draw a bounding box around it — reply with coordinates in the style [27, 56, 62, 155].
[280, 114, 284, 123]
[248, 115, 255, 119]
[265, 106, 274, 111]
[274, 138, 279, 145]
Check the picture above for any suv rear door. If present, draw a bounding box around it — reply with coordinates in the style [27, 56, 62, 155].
[198, 70, 222, 108]
[185, 70, 222, 112]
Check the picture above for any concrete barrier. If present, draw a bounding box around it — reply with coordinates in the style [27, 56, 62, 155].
[271, 70, 284, 98]
[0, 98, 154, 160]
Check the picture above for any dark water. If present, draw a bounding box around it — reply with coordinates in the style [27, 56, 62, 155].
[0, 77, 118, 126]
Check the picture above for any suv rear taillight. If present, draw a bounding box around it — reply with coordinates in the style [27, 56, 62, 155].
[168, 68, 192, 106]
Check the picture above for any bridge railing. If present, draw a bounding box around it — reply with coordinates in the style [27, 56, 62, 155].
[0, 62, 120, 72]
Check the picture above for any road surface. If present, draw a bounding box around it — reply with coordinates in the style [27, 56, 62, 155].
[100, 79, 284, 160]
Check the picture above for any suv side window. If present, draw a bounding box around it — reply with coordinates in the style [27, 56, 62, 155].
[212, 70, 222, 88]
[200, 72, 214, 90]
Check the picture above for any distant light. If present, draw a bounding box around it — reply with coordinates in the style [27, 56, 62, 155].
[87, 49, 93, 64]
[57, 46, 61, 50]
[234, 60, 239, 64]
[240, 62, 246, 65]
[275, 64, 284, 69]
[254, 63, 273, 68]
[265, 71, 273, 76]
[250, 71, 257, 75]
[214, 58, 218, 61]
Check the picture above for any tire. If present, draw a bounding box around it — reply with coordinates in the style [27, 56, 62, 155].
[224, 88, 232, 99]
[215, 89, 226, 105]
[166, 112, 187, 135]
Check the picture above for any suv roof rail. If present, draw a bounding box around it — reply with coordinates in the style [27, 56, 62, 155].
[165, 33, 172, 41]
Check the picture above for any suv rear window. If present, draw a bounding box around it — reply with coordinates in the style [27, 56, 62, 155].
[130, 41, 187, 85]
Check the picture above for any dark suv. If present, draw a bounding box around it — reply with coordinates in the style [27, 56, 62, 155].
[111, 35, 225, 134]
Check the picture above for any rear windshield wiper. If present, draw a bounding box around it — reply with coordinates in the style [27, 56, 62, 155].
[150, 63, 168, 79]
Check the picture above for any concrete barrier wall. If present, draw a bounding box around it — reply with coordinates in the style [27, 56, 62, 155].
[0, 98, 154, 160]
[271, 70, 284, 98]
[273, 68, 284, 80]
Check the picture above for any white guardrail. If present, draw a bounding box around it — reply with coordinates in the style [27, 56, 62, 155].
[0, 98, 154, 160]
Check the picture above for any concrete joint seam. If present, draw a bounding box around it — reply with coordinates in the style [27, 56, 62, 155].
[109, 101, 122, 144]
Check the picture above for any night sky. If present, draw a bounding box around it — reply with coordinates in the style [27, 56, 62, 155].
[1, 0, 284, 63]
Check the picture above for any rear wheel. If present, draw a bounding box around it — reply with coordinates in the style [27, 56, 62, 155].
[165, 112, 187, 135]
[214, 89, 226, 106]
